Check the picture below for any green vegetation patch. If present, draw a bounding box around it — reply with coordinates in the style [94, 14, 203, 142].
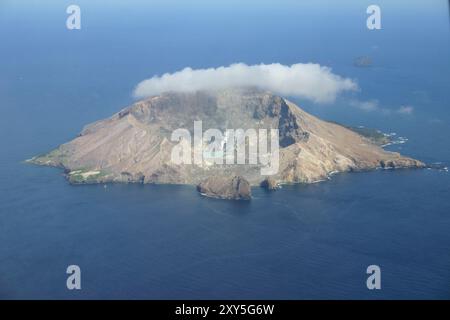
[67, 169, 107, 184]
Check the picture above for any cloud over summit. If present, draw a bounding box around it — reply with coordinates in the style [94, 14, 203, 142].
[133, 63, 358, 103]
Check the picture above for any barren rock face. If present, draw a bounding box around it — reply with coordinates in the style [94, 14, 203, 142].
[197, 176, 251, 200]
[261, 177, 279, 190]
[29, 88, 425, 187]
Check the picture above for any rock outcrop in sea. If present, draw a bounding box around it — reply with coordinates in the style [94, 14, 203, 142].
[197, 176, 251, 200]
[261, 177, 279, 190]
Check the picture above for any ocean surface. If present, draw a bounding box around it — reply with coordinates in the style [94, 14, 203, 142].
[0, 0, 449, 299]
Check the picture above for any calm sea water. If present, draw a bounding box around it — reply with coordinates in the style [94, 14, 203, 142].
[0, 0, 449, 299]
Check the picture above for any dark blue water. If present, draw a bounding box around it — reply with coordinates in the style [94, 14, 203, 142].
[0, 0, 449, 299]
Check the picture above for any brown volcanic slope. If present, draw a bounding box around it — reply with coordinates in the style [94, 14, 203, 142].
[29, 88, 424, 185]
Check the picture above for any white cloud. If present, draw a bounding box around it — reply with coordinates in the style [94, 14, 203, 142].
[397, 105, 414, 115]
[133, 63, 358, 103]
[349, 99, 414, 117]
[349, 99, 379, 112]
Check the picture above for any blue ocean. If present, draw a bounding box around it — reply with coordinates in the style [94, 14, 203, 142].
[0, 0, 449, 299]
